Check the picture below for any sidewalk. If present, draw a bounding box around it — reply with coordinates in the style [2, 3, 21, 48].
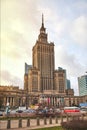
[0, 117, 61, 130]
[0, 124, 60, 130]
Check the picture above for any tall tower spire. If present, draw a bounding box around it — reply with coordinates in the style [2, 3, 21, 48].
[40, 14, 45, 33]
[38, 14, 47, 43]
[42, 13, 44, 27]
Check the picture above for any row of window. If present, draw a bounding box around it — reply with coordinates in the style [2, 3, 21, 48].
[37, 45, 54, 52]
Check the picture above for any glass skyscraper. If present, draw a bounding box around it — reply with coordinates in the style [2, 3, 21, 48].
[78, 75, 87, 96]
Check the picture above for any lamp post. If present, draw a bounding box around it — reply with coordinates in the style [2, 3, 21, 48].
[26, 95, 28, 109]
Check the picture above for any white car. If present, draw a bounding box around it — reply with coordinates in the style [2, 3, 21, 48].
[80, 108, 87, 115]
[0, 111, 3, 116]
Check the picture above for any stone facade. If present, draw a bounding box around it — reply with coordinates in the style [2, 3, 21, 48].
[0, 85, 87, 108]
[24, 15, 66, 99]
[0, 85, 27, 107]
[1, 15, 87, 108]
[66, 89, 74, 96]
[64, 95, 87, 107]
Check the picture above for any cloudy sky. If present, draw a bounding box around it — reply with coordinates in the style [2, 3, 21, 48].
[1, 0, 87, 95]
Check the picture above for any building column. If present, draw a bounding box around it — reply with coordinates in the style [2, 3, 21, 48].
[10, 97, 11, 105]
[4, 97, 7, 106]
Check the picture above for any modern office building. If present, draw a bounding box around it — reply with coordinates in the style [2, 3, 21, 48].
[67, 79, 71, 89]
[65, 79, 74, 96]
[78, 75, 87, 96]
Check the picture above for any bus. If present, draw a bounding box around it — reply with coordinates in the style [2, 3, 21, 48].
[64, 106, 80, 113]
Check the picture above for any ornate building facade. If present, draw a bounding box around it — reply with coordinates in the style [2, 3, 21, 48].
[0, 85, 27, 107]
[23, 15, 68, 107]
[24, 15, 66, 96]
[0, 85, 87, 108]
[0, 15, 87, 108]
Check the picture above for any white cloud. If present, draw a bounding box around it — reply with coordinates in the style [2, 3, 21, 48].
[74, 0, 87, 10]
[71, 16, 87, 48]
[0, 70, 23, 88]
[55, 44, 87, 95]
[55, 45, 86, 77]
[70, 77, 79, 96]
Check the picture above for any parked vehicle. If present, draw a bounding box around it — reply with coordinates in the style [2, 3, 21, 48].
[80, 107, 87, 115]
[64, 107, 80, 113]
[0, 111, 3, 116]
[23, 109, 36, 113]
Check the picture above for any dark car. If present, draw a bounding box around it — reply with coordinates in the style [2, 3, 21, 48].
[16, 110, 23, 113]
[0, 111, 3, 116]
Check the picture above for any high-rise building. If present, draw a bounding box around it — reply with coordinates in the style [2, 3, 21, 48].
[78, 75, 87, 96]
[54, 67, 66, 95]
[25, 63, 32, 75]
[66, 79, 74, 96]
[31, 14, 54, 92]
[24, 63, 32, 90]
[24, 15, 66, 97]
[67, 79, 71, 89]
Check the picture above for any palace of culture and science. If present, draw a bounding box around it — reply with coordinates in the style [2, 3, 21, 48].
[24, 15, 66, 96]
[0, 15, 87, 108]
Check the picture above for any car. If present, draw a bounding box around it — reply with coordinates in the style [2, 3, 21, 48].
[0, 111, 3, 116]
[80, 107, 87, 115]
[23, 109, 36, 113]
[16, 110, 23, 113]
[64, 107, 80, 113]
[10, 109, 18, 114]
